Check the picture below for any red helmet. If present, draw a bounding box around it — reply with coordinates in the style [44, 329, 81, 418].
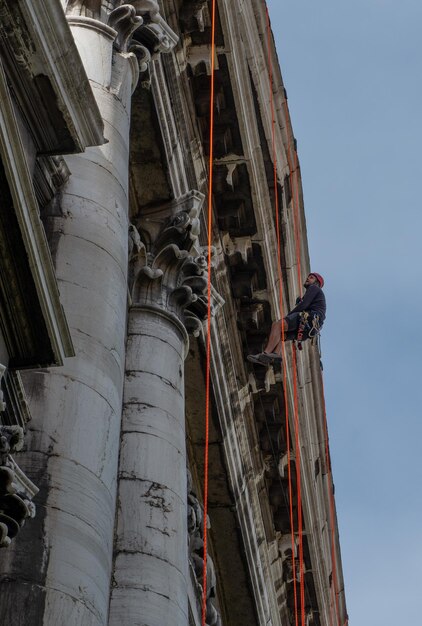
[310, 272, 324, 288]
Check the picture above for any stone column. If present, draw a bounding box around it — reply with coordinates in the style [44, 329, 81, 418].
[0, 4, 147, 626]
[109, 192, 207, 626]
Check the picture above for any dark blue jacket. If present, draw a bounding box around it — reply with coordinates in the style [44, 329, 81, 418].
[290, 284, 326, 323]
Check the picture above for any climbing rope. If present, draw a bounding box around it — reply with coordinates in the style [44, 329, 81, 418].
[265, 6, 299, 626]
[280, 76, 307, 626]
[202, 4, 345, 626]
[266, 5, 345, 626]
[202, 0, 217, 624]
[291, 345, 305, 626]
[321, 374, 343, 626]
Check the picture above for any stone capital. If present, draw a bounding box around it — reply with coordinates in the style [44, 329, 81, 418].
[66, 1, 178, 53]
[128, 191, 211, 336]
[65, 2, 178, 90]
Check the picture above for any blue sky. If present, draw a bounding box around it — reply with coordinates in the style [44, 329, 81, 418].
[266, 1, 422, 624]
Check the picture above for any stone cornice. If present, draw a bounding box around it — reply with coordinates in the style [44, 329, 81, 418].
[0, 60, 74, 365]
[0, 0, 105, 153]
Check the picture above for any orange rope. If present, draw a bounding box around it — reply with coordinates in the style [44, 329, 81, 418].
[265, 7, 299, 626]
[281, 99, 302, 288]
[282, 70, 345, 626]
[321, 375, 342, 625]
[202, 1, 216, 624]
[287, 128, 306, 626]
[279, 87, 306, 626]
[266, 7, 305, 626]
[266, 7, 345, 626]
[201, 5, 345, 626]
[292, 346, 305, 626]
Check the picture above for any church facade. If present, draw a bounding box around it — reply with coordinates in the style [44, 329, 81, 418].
[0, 2, 347, 625]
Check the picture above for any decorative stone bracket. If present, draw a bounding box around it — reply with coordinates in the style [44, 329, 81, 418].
[0, 365, 38, 548]
[128, 1, 179, 55]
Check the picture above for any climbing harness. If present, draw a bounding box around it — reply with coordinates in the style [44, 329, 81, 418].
[308, 314, 321, 340]
[296, 313, 321, 350]
[296, 312, 309, 350]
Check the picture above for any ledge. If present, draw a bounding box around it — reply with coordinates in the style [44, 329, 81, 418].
[0, 0, 105, 154]
[0, 60, 74, 366]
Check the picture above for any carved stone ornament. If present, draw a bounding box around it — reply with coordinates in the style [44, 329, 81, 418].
[66, 1, 178, 54]
[129, 1, 179, 54]
[129, 191, 210, 336]
[0, 366, 38, 548]
[0, 425, 38, 548]
[187, 470, 222, 626]
[108, 4, 143, 52]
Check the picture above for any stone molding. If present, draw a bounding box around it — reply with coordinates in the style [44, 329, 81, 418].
[0, 0, 105, 153]
[150, 55, 190, 195]
[0, 60, 74, 365]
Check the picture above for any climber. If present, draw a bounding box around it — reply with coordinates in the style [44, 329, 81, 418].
[247, 272, 326, 365]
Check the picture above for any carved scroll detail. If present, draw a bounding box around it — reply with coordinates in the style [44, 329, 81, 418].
[108, 4, 143, 52]
[0, 365, 38, 548]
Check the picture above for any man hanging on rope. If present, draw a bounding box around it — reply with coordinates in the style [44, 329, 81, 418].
[247, 272, 326, 365]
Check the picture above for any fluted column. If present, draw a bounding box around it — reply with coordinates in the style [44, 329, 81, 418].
[109, 192, 206, 626]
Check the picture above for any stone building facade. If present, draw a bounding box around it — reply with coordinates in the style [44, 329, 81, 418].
[0, 1, 348, 625]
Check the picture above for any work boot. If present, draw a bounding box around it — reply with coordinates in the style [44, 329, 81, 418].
[247, 352, 282, 366]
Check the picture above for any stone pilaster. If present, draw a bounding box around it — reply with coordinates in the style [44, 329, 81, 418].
[109, 191, 207, 626]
